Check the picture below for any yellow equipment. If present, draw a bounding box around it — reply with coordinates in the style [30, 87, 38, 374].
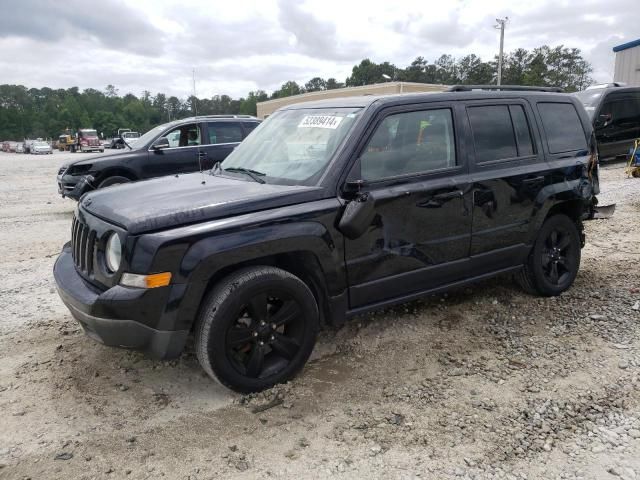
[626, 138, 640, 178]
[58, 132, 76, 152]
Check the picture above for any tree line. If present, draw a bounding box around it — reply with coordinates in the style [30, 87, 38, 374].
[0, 45, 593, 140]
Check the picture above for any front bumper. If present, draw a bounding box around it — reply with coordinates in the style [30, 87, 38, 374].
[53, 245, 188, 359]
[57, 173, 95, 200]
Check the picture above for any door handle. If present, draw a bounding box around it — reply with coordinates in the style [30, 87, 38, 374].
[432, 190, 464, 201]
[197, 151, 207, 157]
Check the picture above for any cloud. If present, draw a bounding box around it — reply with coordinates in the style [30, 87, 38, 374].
[0, 0, 163, 56]
[0, 0, 636, 98]
[276, 0, 366, 61]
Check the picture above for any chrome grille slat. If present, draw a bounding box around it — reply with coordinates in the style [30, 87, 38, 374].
[70, 214, 96, 276]
[73, 218, 81, 264]
[86, 231, 96, 275]
[70, 217, 76, 264]
[79, 225, 88, 271]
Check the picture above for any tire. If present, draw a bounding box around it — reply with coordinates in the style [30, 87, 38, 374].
[97, 176, 131, 189]
[516, 214, 581, 296]
[195, 266, 319, 393]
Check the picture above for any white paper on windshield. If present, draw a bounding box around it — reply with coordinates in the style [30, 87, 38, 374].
[298, 115, 343, 129]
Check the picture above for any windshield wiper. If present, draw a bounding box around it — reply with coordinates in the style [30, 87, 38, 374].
[223, 167, 266, 184]
[122, 137, 132, 150]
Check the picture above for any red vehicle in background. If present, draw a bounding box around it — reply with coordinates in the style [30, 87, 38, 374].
[71, 129, 104, 153]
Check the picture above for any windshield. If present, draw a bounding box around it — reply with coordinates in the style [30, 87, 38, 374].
[80, 129, 98, 137]
[221, 107, 362, 185]
[573, 88, 605, 117]
[129, 124, 171, 150]
[34, 141, 48, 146]
[122, 132, 140, 139]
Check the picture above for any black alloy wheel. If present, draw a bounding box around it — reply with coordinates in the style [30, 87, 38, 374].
[540, 227, 574, 286]
[196, 266, 319, 393]
[226, 291, 306, 379]
[516, 214, 581, 296]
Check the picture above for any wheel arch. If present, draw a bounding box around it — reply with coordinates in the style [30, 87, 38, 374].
[199, 251, 333, 328]
[171, 223, 347, 333]
[530, 197, 586, 246]
[95, 167, 138, 184]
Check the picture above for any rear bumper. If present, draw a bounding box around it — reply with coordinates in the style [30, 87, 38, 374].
[53, 246, 188, 359]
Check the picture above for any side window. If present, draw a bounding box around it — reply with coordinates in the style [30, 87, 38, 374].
[208, 122, 243, 144]
[244, 122, 260, 136]
[467, 105, 518, 162]
[538, 102, 587, 154]
[608, 95, 640, 125]
[361, 108, 456, 181]
[509, 105, 534, 156]
[164, 123, 200, 147]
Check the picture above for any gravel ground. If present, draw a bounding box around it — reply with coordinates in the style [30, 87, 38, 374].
[1, 151, 639, 480]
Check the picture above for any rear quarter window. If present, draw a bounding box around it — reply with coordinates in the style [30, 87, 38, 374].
[537, 102, 587, 154]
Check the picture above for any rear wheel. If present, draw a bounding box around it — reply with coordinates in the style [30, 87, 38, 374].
[517, 214, 581, 296]
[195, 266, 319, 393]
[97, 176, 131, 189]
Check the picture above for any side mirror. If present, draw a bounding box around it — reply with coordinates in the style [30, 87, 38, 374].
[597, 113, 612, 127]
[152, 137, 170, 150]
[343, 179, 368, 198]
[338, 189, 375, 240]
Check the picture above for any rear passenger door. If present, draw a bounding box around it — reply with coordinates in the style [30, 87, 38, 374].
[343, 104, 473, 309]
[465, 101, 545, 269]
[202, 122, 244, 168]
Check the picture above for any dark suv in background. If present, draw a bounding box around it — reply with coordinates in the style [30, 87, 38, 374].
[574, 83, 640, 160]
[57, 115, 260, 200]
[54, 86, 600, 393]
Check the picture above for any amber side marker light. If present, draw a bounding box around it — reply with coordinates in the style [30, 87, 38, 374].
[120, 272, 172, 289]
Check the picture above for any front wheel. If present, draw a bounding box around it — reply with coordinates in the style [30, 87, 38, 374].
[195, 266, 319, 393]
[517, 214, 581, 296]
[97, 176, 131, 189]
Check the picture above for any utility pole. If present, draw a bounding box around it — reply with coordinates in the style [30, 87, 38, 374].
[494, 17, 508, 85]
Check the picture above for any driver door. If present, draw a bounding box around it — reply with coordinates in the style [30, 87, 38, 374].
[144, 123, 203, 178]
[343, 105, 472, 309]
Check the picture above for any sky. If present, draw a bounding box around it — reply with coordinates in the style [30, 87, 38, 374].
[0, 0, 636, 100]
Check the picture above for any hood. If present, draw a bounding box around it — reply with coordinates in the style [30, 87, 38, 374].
[61, 149, 134, 169]
[81, 173, 322, 234]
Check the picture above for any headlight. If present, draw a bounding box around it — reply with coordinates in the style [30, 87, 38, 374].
[105, 233, 122, 273]
[71, 164, 92, 175]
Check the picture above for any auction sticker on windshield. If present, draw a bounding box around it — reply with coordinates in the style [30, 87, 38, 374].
[298, 115, 343, 129]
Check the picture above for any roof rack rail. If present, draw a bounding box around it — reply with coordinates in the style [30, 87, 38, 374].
[447, 85, 564, 93]
[585, 82, 626, 90]
[200, 114, 257, 119]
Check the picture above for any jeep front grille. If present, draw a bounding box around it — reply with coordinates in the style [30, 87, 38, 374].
[71, 215, 96, 275]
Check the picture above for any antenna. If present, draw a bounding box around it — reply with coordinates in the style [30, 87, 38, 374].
[192, 68, 205, 184]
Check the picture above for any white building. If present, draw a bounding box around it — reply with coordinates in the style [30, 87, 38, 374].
[613, 39, 640, 86]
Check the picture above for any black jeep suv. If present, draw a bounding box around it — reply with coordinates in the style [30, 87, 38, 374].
[54, 86, 601, 393]
[56, 115, 260, 200]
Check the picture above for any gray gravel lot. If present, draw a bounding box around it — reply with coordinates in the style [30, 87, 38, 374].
[0, 151, 639, 480]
